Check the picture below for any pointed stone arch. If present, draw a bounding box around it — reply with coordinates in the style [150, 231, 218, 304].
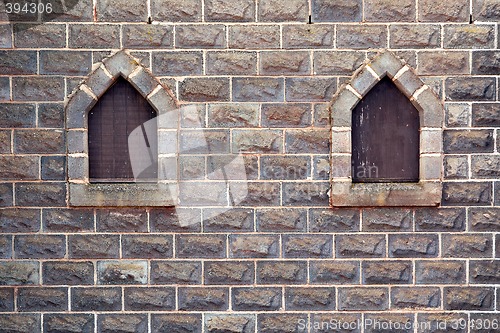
[66, 50, 179, 206]
[330, 50, 443, 207]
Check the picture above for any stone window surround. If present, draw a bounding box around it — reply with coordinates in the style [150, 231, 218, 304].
[66, 50, 179, 206]
[330, 50, 443, 207]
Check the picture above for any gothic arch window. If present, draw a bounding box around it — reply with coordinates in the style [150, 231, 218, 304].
[66, 50, 178, 206]
[330, 51, 443, 207]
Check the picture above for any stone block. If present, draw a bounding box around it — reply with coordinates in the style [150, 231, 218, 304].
[98, 314, 148, 333]
[233, 182, 280, 206]
[416, 313, 468, 333]
[469, 208, 500, 231]
[18, 287, 67, 312]
[258, 0, 308, 22]
[362, 208, 412, 231]
[445, 103, 470, 127]
[0, 184, 12, 207]
[285, 287, 335, 311]
[0, 50, 36, 75]
[96, 0, 148, 22]
[258, 314, 308, 333]
[391, 287, 441, 309]
[38, 155, 66, 181]
[153, 51, 202, 76]
[390, 24, 441, 48]
[229, 235, 279, 258]
[365, 0, 415, 22]
[124, 287, 175, 311]
[207, 155, 259, 180]
[257, 208, 307, 232]
[474, 0, 500, 21]
[313, 51, 365, 75]
[42, 0, 94, 22]
[337, 25, 387, 49]
[336, 234, 386, 258]
[71, 287, 122, 311]
[176, 235, 226, 258]
[472, 51, 500, 75]
[38, 103, 64, 128]
[13, 77, 65, 101]
[151, 314, 202, 333]
[42, 208, 94, 232]
[442, 182, 492, 206]
[16, 183, 66, 207]
[260, 156, 310, 180]
[232, 129, 283, 153]
[444, 287, 494, 310]
[442, 234, 493, 258]
[309, 260, 359, 284]
[69, 234, 120, 259]
[205, 0, 255, 22]
[178, 182, 227, 206]
[176, 25, 226, 48]
[260, 51, 310, 75]
[309, 208, 360, 232]
[14, 235, 65, 259]
[97, 260, 147, 285]
[444, 129, 494, 153]
[446, 77, 496, 101]
[228, 25, 280, 49]
[283, 235, 332, 258]
[312, 0, 362, 22]
[362, 261, 412, 284]
[0, 209, 40, 233]
[469, 260, 500, 284]
[40, 51, 92, 76]
[283, 24, 334, 48]
[204, 261, 254, 284]
[0, 236, 11, 259]
[0, 78, 9, 101]
[203, 208, 254, 232]
[150, 261, 202, 284]
[0, 315, 40, 332]
[418, 0, 469, 22]
[151, 0, 202, 22]
[43, 261, 94, 285]
[0, 261, 39, 285]
[418, 51, 470, 75]
[444, 24, 495, 49]
[206, 51, 257, 75]
[472, 103, 500, 126]
[472, 155, 500, 178]
[338, 287, 389, 311]
[178, 287, 229, 311]
[282, 182, 330, 206]
[0, 24, 12, 48]
[313, 155, 330, 180]
[69, 24, 120, 48]
[232, 287, 282, 311]
[205, 314, 255, 333]
[96, 208, 147, 232]
[415, 208, 466, 231]
[233, 77, 284, 102]
[13, 24, 66, 48]
[257, 261, 307, 284]
[208, 103, 259, 127]
[285, 77, 336, 102]
[14, 129, 65, 154]
[179, 78, 230, 102]
[122, 235, 173, 259]
[389, 234, 439, 257]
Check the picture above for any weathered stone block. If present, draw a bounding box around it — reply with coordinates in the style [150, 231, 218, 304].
[442, 182, 492, 206]
[309, 208, 360, 232]
[446, 103, 470, 127]
[38, 103, 64, 129]
[283, 25, 334, 48]
[43, 261, 94, 285]
[234, 182, 280, 206]
[203, 208, 254, 232]
[13, 77, 65, 101]
[180, 129, 230, 154]
[178, 287, 229, 311]
[472, 103, 500, 126]
[474, 0, 500, 21]
[0, 50, 37, 74]
[14, 129, 65, 154]
[390, 25, 440, 48]
[362, 208, 412, 231]
[232, 129, 283, 153]
[122, 235, 173, 259]
[416, 313, 468, 333]
[283, 235, 332, 258]
[208, 103, 259, 127]
[0, 288, 12, 311]
[310, 260, 359, 284]
[179, 78, 230, 102]
[16, 183, 66, 207]
[0, 183, 12, 207]
[41, 156, 65, 181]
[0, 236, 11, 259]
[287, 129, 330, 154]
[338, 287, 389, 311]
[337, 25, 387, 49]
[14, 24, 66, 48]
[205, 0, 255, 22]
[124, 287, 175, 311]
[442, 234, 492, 258]
[444, 129, 494, 153]
[69, 235, 120, 259]
[258, 0, 308, 22]
[415, 208, 466, 231]
[472, 51, 500, 75]
[204, 261, 254, 285]
[0, 261, 39, 285]
[153, 51, 203, 76]
[472, 155, 500, 178]
[469, 208, 500, 231]
[228, 25, 280, 49]
[18, 287, 67, 312]
[256, 208, 307, 232]
[151, 0, 202, 22]
[42, 209, 93, 232]
[283, 182, 330, 206]
[261, 156, 310, 180]
[96, 208, 147, 232]
[444, 287, 494, 310]
[0, 314, 40, 332]
[229, 235, 279, 258]
[176, 235, 226, 258]
[205, 314, 255, 333]
[40, 51, 92, 76]
[285, 77, 336, 102]
[233, 77, 284, 102]
[418, 0, 469, 22]
[314, 51, 365, 75]
[285, 287, 335, 310]
[0, 209, 40, 233]
[469, 260, 500, 284]
[444, 24, 495, 49]
[444, 155, 468, 179]
[418, 51, 469, 75]
[176, 25, 226, 48]
[232, 287, 282, 311]
[0, 24, 12, 48]
[207, 51, 257, 75]
[313, 155, 330, 180]
[363, 261, 412, 284]
[258, 314, 308, 333]
[151, 261, 202, 284]
[365, 0, 415, 22]
[44, 314, 94, 333]
[98, 260, 147, 285]
[178, 182, 227, 206]
[97, 0, 148, 22]
[312, 0, 362, 22]
[42, 0, 94, 22]
[391, 287, 441, 309]
[260, 51, 310, 75]
[151, 314, 202, 333]
[123, 24, 173, 48]
[257, 261, 307, 284]
[69, 24, 120, 48]
[336, 234, 386, 258]
[71, 287, 122, 311]
[445, 77, 496, 101]
[0, 78, 9, 101]
[14, 235, 65, 259]
[389, 234, 439, 257]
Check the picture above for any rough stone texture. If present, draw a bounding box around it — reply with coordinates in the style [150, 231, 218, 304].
[472, 51, 500, 75]
[204, 261, 254, 284]
[0, 261, 39, 285]
[445, 77, 496, 101]
[152, 0, 202, 22]
[176, 235, 226, 258]
[391, 287, 441, 309]
[444, 287, 494, 310]
[15, 183, 66, 207]
[178, 287, 229, 311]
[314, 51, 365, 75]
[337, 25, 387, 49]
[258, 0, 308, 22]
[338, 287, 389, 311]
[260, 51, 310, 75]
[0, 314, 41, 333]
[336, 234, 386, 258]
[151, 314, 202, 333]
[471, 155, 500, 178]
[233, 77, 284, 102]
[310, 261, 360, 284]
[42, 209, 94, 232]
[232, 287, 282, 310]
[13, 77, 65, 101]
[43, 314, 94, 333]
[389, 234, 439, 257]
[124, 287, 175, 311]
[469, 208, 500, 231]
[444, 155, 469, 179]
[0, 209, 41, 233]
[96, 0, 148, 22]
[98, 314, 148, 333]
[442, 182, 492, 206]
[43, 261, 94, 285]
[362, 261, 412, 284]
[418, 51, 470, 75]
[312, 0, 362, 22]
[446, 103, 470, 127]
[122, 235, 173, 258]
[416, 260, 467, 284]
[444, 25, 495, 49]
[232, 129, 283, 153]
[390, 25, 441, 48]
[228, 25, 280, 49]
[469, 260, 500, 284]
[14, 235, 66, 259]
[474, 0, 500, 20]
[257, 261, 307, 284]
[206, 51, 257, 75]
[97, 260, 148, 285]
[472, 103, 500, 126]
[203, 208, 254, 232]
[205, 0, 255, 22]
[282, 235, 333, 258]
[283, 25, 334, 48]
[151, 261, 202, 284]
[418, 0, 469, 22]
[179, 78, 230, 102]
[176, 25, 226, 48]
[18, 287, 67, 312]
[72, 288, 122, 311]
[444, 130, 494, 153]
[229, 235, 280, 258]
[362, 208, 412, 231]
[365, 0, 415, 22]
[442, 234, 492, 258]
[123, 25, 173, 49]
[69, 235, 120, 259]
[205, 314, 255, 333]
[285, 287, 335, 310]
[286, 78, 336, 102]
[69, 24, 120, 49]
[96, 209, 147, 232]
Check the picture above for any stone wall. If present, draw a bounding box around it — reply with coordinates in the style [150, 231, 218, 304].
[0, 0, 499, 332]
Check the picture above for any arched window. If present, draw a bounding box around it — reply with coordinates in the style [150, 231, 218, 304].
[88, 78, 157, 182]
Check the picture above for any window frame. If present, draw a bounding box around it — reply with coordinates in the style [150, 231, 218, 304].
[329, 51, 443, 207]
[66, 50, 179, 207]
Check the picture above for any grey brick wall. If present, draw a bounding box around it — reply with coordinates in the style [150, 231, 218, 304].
[0, 0, 499, 332]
